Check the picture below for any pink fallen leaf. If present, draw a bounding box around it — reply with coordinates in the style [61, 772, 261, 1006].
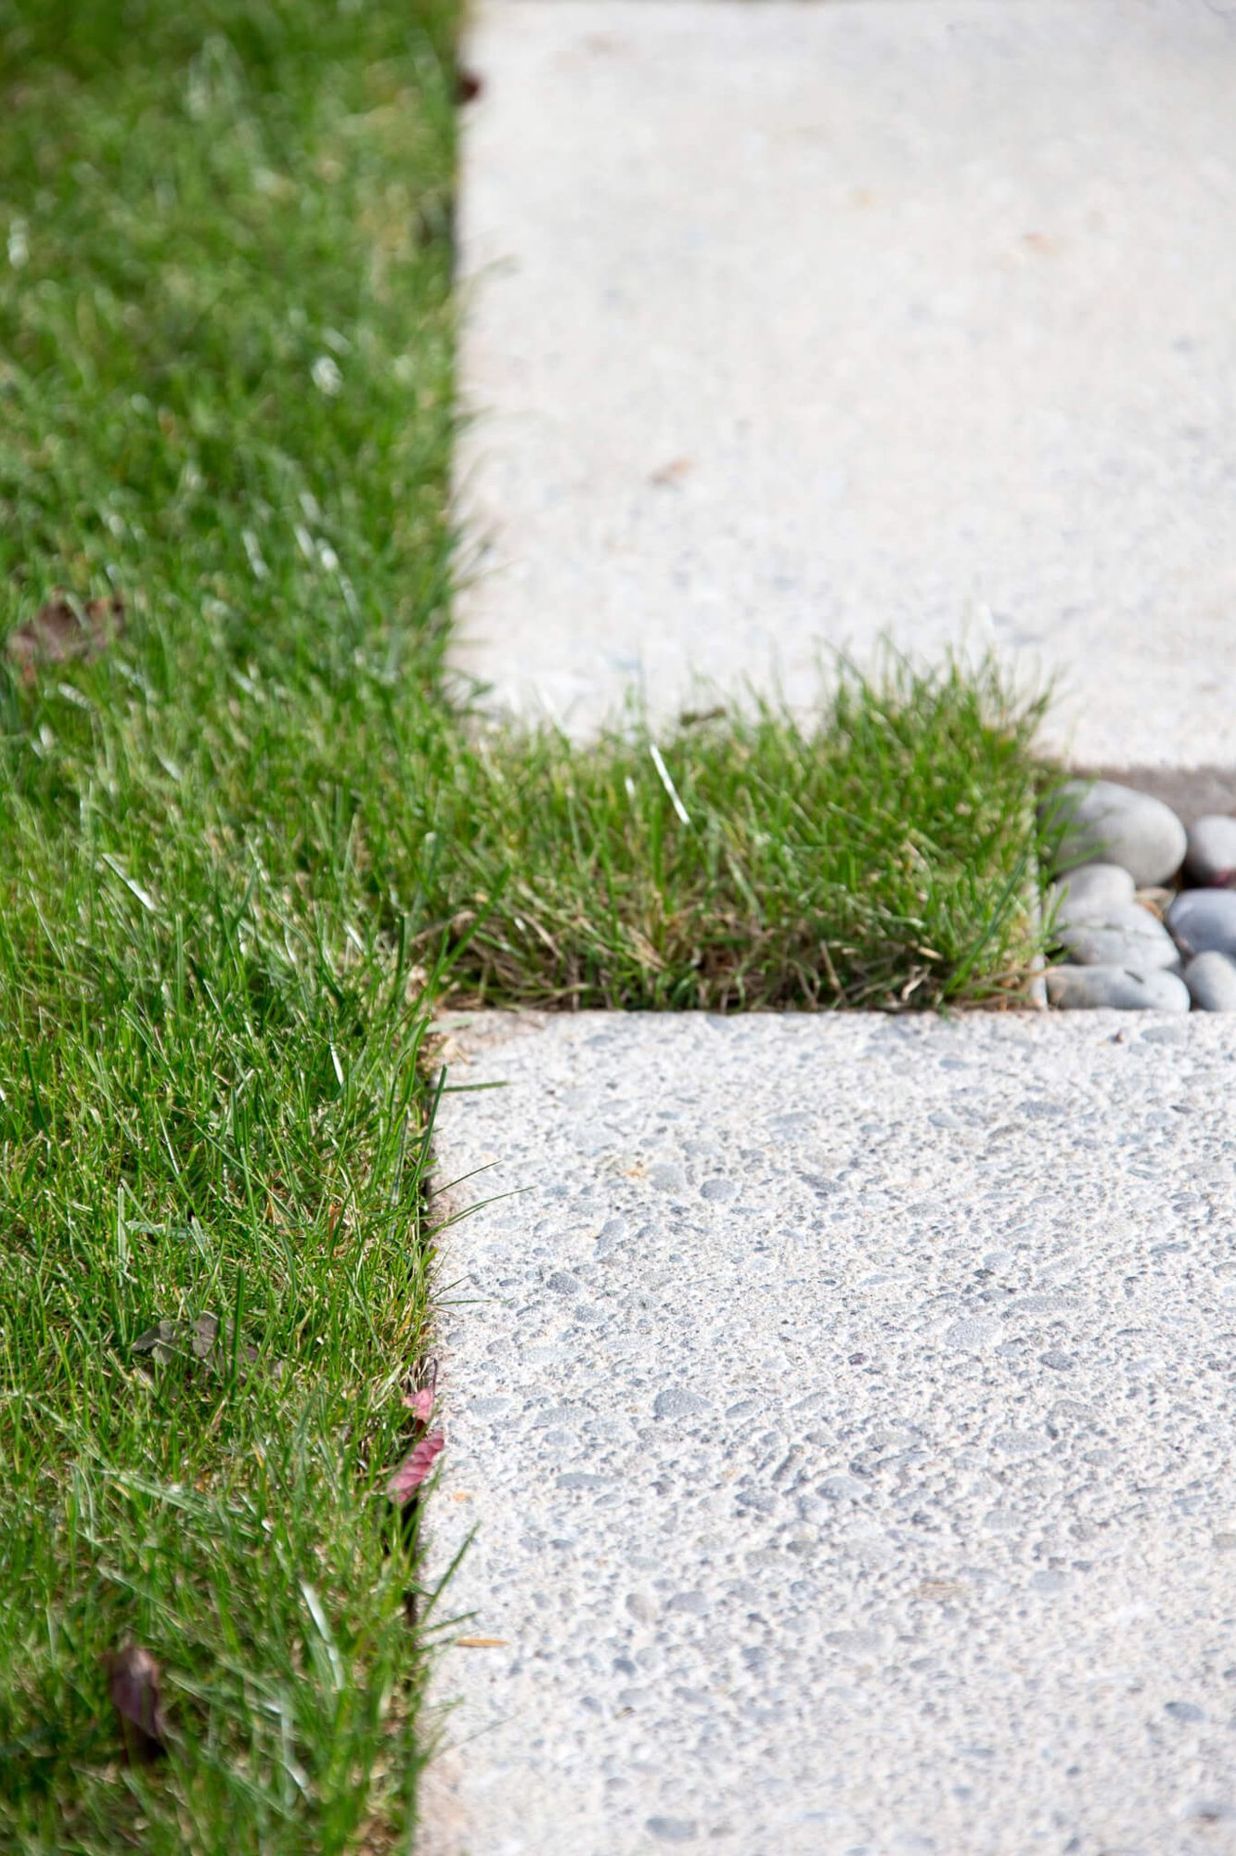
[386, 1429, 444, 1502]
[402, 1387, 434, 1422]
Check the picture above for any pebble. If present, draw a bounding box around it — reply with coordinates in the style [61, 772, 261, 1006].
[1166, 889, 1236, 961]
[1183, 951, 1236, 1013]
[1048, 861, 1136, 924]
[1185, 815, 1236, 888]
[1054, 902, 1180, 972]
[1045, 966, 1191, 1012]
[653, 1388, 712, 1419]
[647, 1819, 698, 1843]
[1049, 780, 1186, 888]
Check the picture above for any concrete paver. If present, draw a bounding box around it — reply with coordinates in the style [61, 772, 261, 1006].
[454, 0, 1236, 760]
[423, 1011, 1236, 1855]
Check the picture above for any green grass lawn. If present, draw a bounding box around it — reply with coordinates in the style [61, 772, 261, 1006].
[0, 4, 1054, 1849]
[0, 3, 456, 1849]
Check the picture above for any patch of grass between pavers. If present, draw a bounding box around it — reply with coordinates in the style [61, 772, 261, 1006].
[417, 661, 1051, 1012]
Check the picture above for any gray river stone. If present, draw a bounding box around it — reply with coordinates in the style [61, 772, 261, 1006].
[1184, 951, 1236, 1013]
[1044, 965, 1191, 1012]
[1167, 888, 1236, 961]
[1049, 780, 1187, 888]
[1054, 901, 1180, 972]
[1047, 861, 1136, 925]
[1185, 816, 1236, 889]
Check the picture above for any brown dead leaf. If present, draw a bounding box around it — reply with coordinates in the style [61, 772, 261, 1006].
[457, 67, 484, 103]
[132, 1313, 259, 1375]
[132, 1318, 187, 1366]
[104, 1644, 168, 1762]
[7, 592, 124, 676]
[649, 457, 692, 488]
[456, 1637, 508, 1649]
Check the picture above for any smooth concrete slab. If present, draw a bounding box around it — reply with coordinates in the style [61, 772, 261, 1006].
[455, 0, 1236, 760]
[423, 1010, 1236, 1855]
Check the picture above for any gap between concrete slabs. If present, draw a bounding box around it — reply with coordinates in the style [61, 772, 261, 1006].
[420, 1009, 1236, 1856]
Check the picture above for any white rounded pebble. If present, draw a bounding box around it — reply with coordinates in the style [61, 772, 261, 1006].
[1048, 862, 1136, 925]
[1184, 952, 1236, 1013]
[1055, 902, 1180, 972]
[1166, 889, 1236, 961]
[1185, 815, 1236, 888]
[1045, 966, 1191, 1012]
[1049, 780, 1186, 887]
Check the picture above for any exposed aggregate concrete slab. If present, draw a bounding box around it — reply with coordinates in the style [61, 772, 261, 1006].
[454, 0, 1236, 761]
[423, 1011, 1236, 1855]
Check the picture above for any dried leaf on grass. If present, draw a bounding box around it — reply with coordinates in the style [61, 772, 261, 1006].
[132, 1313, 259, 1374]
[7, 592, 124, 673]
[104, 1644, 167, 1762]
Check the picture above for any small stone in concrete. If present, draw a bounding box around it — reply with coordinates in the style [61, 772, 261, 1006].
[654, 1388, 711, 1419]
[1185, 815, 1236, 889]
[1167, 888, 1236, 961]
[1054, 902, 1180, 973]
[1050, 780, 1186, 888]
[1044, 966, 1190, 1012]
[1184, 951, 1236, 1013]
[1190, 1800, 1236, 1826]
[1048, 862, 1136, 925]
[647, 1820, 698, 1844]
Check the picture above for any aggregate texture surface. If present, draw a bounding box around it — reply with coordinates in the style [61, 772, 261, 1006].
[422, 1011, 1236, 1856]
[453, 0, 1236, 761]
